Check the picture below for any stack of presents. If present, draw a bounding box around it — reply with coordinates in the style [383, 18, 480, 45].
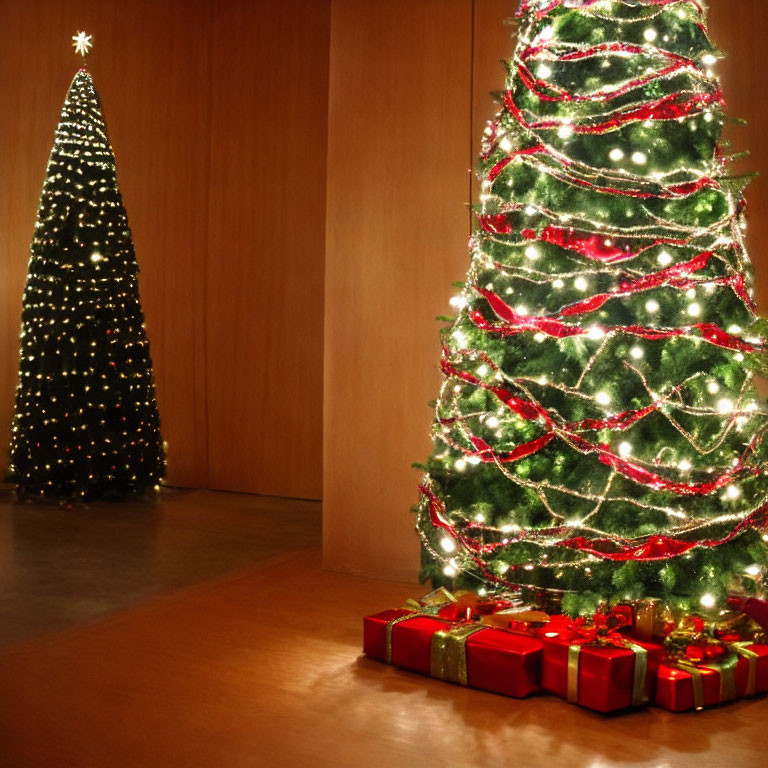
[363, 590, 768, 713]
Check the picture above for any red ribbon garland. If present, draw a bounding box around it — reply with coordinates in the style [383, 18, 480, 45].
[516, 0, 704, 19]
[420, 483, 768, 566]
[471, 287, 758, 353]
[504, 88, 723, 135]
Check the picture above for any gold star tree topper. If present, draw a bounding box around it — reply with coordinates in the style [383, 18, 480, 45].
[72, 31, 93, 58]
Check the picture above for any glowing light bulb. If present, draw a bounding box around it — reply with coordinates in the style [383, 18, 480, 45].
[525, 205, 537, 216]
[707, 381, 720, 394]
[534, 333, 546, 343]
[537, 63, 552, 79]
[702, 53, 717, 66]
[643, 28, 658, 42]
[718, 398, 734, 414]
[687, 303, 700, 317]
[631, 151, 647, 165]
[588, 326, 605, 340]
[685, 288, 696, 300]
[539, 25, 554, 41]
[726, 485, 741, 499]
[454, 459, 467, 472]
[499, 137, 512, 152]
[477, 364, 489, 376]
[442, 564, 458, 578]
[440, 537, 457, 553]
[700, 593, 717, 610]
[609, 148, 624, 161]
[90, 251, 103, 263]
[657, 251, 672, 266]
[525, 245, 539, 260]
[630, 346, 644, 360]
[728, 325, 742, 335]
[595, 391, 611, 406]
[467, 456, 482, 466]
[618, 442, 632, 457]
[552, 279, 564, 289]
[574, 277, 588, 291]
[558, 123, 573, 139]
[746, 565, 761, 576]
[645, 299, 660, 313]
[678, 459, 692, 472]
[516, 305, 528, 316]
[485, 416, 500, 429]
[449, 296, 466, 309]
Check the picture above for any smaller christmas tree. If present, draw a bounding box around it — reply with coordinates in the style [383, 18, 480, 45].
[9, 33, 165, 500]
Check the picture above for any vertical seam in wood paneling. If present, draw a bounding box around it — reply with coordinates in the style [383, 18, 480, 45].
[201, 0, 215, 489]
[469, 0, 476, 229]
[318, 0, 333, 498]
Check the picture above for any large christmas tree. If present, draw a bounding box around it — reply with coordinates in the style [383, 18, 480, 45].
[10, 34, 165, 500]
[417, 0, 768, 617]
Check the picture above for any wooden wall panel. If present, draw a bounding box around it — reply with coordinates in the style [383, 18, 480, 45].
[205, 0, 330, 499]
[472, 0, 517, 205]
[322, 0, 473, 582]
[0, 0, 330, 498]
[708, 0, 768, 310]
[0, 0, 211, 488]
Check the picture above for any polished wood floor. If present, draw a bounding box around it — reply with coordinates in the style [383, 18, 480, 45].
[0, 490, 766, 767]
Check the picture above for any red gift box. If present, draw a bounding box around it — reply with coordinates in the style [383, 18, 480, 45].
[363, 609, 542, 697]
[363, 609, 413, 662]
[542, 636, 662, 713]
[654, 660, 738, 711]
[733, 643, 768, 698]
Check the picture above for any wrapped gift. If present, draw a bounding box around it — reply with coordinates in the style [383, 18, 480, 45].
[615, 599, 677, 642]
[728, 596, 768, 633]
[655, 656, 738, 711]
[732, 643, 768, 697]
[363, 609, 414, 662]
[542, 635, 662, 713]
[363, 609, 543, 697]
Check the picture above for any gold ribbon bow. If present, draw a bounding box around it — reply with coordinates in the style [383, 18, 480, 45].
[401, 586, 457, 613]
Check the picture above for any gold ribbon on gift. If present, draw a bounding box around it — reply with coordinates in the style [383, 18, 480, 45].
[675, 653, 738, 710]
[567, 639, 648, 706]
[624, 640, 649, 706]
[430, 624, 487, 686]
[567, 644, 581, 704]
[385, 613, 421, 665]
[709, 654, 737, 703]
[675, 661, 706, 710]
[731, 642, 759, 696]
